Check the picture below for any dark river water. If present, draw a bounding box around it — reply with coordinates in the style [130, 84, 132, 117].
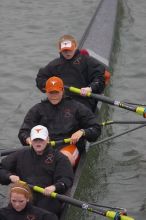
[0, 0, 146, 219]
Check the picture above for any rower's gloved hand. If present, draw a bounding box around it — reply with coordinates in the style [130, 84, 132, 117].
[80, 87, 92, 96]
[70, 129, 85, 144]
[26, 137, 31, 146]
[9, 175, 20, 183]
[44, 185, 56, 196]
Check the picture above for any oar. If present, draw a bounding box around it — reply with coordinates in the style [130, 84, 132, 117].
[20, 181, 135, 220]
[90, 202, 127, 213]
[90, 124, 146, 147]
[1, 124, 146, 156]
[101, 120, 146, 126]
[65, 86, 146, 118]
[121, 100, 146, 107]
[0, 138, 71, 157]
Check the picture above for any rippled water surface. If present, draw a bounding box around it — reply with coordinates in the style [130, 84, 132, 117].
[0, 0, 146, 219]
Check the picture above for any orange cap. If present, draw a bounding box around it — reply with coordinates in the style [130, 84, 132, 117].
[45, 76, 64, 93]
[58, 35, 77, 52]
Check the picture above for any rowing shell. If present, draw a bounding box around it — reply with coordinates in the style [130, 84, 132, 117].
[59, 0, 119, 219]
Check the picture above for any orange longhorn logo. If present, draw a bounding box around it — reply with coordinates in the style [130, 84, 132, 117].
[27, 215, 36, 220]
[35, 128, 42, 133]
[51, 81, 56, 85]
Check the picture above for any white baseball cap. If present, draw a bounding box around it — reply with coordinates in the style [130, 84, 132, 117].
[58, 35, 77, 52]
[60, 40, 76, 51]
[30, 125, 49, 141]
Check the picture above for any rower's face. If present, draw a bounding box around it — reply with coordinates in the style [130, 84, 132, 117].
[47, 91, 63, 105]
[11, 192, 28, 212]
[31, 138, 48, 155]
[61, 49, 76, 59]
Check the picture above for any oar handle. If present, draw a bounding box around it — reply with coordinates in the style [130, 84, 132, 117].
[50, 138, 71, 147]
[65, 86, 91, 97]
[26, 184, 84, 207]
[19, 181, 45, 193]
[0, 138, 71, 157]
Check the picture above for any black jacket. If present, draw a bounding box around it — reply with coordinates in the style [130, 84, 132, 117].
[18, 97, 101, 153]
[0, 146, 74, 193]
[36, 50, 105, 111]
[0, 203, 58, 220]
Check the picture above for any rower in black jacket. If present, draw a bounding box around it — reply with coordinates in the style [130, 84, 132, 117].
[36, 34, 105, 112]
[18, 76, 101, 166]
[0, 181, 58, 220]
[0, 125, 74, 216]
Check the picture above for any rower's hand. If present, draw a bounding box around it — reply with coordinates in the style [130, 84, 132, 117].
[26, 137, 31, 146]
[44, 185, 56, 196]
[70, 130, 85, 144]
[80, 87, 92, 96]
[9, 175, 20, 183]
